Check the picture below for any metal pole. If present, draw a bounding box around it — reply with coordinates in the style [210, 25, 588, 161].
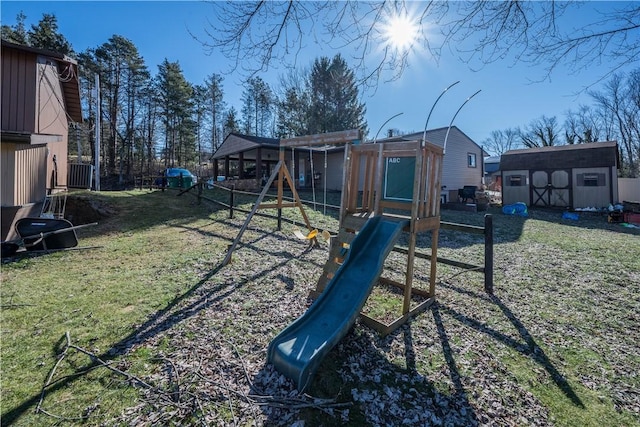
[443, 89, 481, 155]
[75, 124, 81, 163]
[422, 81, 460, 144]
[373, 112, 403, 143]
[94, 74, 101, 191]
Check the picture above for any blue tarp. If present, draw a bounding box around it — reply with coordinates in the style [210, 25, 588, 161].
[502, 202, 528, 217]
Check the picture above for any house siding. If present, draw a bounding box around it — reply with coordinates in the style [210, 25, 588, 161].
[1, 41, 81, 241]
[1, 47, 37, 133]
[398, 128, 484, 195]
[439, 131, 483, 192]
[36, 58, 70, 137]
[0, 143, 17, 206]
[1, 143, 47, 206]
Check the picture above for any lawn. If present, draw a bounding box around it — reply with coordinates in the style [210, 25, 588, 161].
[1, 188, 639, 426]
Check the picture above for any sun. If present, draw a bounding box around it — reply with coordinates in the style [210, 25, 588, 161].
[382, 12, 419, 52]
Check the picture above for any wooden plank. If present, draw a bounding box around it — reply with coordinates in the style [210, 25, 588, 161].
[347, 149, 361, 212]
[373, 144, 384, 215]
[379, 200, 413, 211]
[223, 160, 283, 265]
[338, 144, 351, 227]
[258, 202, 298, 209]
[378, 277, 431, 297]
[429, 228, 438, 296]
[322, 261, 341, 276]
[368, 151, 378, 211]
[359, 297, 435, 337]
[358, 315, 391, 336]
[427, 150, 439, 217]
[280, 129, 360, 147]
[342, 215, 368, 230]
[440, 221, 485, 234]
[413, 216, 440, 232]
[280, 163, 315, 234]
[335, 229, 356, 244]
[391, 246, 483, 271]
[381, 148, 420, 158]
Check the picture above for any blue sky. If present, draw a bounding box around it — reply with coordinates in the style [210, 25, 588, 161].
[2, 1, 634, 153]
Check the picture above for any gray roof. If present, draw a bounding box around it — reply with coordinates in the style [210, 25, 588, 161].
[500, 141, 618, 170]
[212, 133, 280, 160]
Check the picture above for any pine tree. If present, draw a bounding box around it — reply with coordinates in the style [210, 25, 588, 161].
[83, 35, 149, 176]
[241, 77, 273, 136]
[204, 74, 226, 151]
[276, 86, 310, 138]
[1, 12, 28, 45]
[223, 107, 240, 137]
[157, 59, 195, 167]
[307, 54, 367, 135]
[27, 13, 73, 55]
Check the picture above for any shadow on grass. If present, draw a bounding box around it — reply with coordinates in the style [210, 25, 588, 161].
[431, 304, 480, 424]
[1, 218, 316, 425]
[253, 321, 479, 426]
[438, 281, 585, 408]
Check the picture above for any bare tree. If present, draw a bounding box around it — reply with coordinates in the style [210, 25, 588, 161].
[591, 72, 640, 176]
[564, 105, 604, 144]
[481, 128, 521, 155]
[520, 115, 560, 148]
[198, 1, 640, 88]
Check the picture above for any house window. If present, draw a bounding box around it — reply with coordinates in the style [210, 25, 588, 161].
[467, 153, 477, 168]
[508, 175, 523, 186]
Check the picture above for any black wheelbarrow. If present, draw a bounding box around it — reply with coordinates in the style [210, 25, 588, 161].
[1, 218, 96, 257]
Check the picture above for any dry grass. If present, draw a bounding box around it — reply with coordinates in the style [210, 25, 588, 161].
[2, 188, 639, 426]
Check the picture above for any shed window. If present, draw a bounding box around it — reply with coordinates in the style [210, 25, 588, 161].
[508, 175, 524, 186]
[578, 173, 605, 187]
[467, 153, 477, 168]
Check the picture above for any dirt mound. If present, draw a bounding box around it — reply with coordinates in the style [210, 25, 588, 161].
[65, 196, 116, 225]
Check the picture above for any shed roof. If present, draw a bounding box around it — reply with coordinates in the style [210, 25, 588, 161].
[1, 40, 82, 123]
[212, 133, 280, 160]
[500, 141, 618, 170]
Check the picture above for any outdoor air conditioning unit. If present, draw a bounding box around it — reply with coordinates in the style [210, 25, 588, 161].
[68, 163, 94, 189]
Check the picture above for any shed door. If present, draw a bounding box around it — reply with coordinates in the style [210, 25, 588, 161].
[531, 170, 570, 207]
[550, 170, 570, 207]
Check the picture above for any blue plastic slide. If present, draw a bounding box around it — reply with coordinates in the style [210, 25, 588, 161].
[267, 216, 408, 392]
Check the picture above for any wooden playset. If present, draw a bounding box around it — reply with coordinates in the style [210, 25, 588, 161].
[223, 129, 444, 335]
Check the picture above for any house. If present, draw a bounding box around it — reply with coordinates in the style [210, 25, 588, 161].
[484, 155, 501, 191]
[1, 40, 82, 240]
[211, 133, 280, 190]
[500, 142, 619, 209]
[212, 126, 484, 200]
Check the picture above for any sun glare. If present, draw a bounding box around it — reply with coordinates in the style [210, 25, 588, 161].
[383, 13, 419, 52]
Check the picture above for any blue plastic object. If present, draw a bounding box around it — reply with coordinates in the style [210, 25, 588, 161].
[267, 216, 407, 392]
[502, 202, 528, 217]
[562, 211, 579, 221]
